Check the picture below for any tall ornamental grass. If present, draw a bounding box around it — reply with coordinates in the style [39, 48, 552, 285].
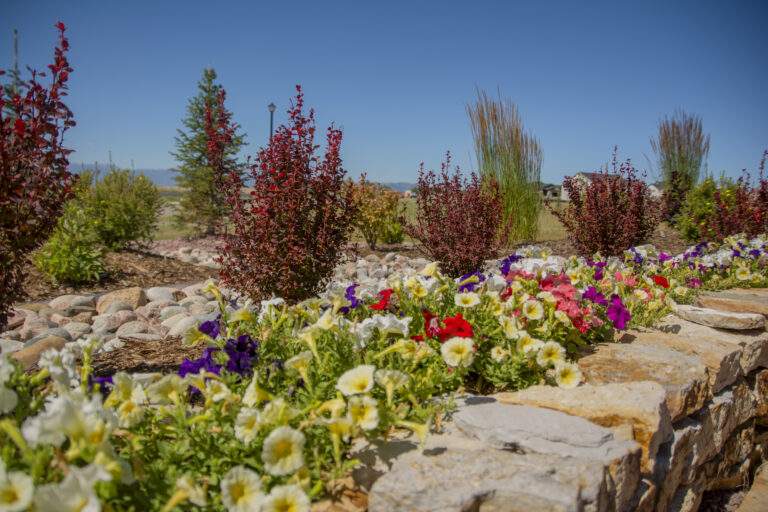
[650, 109, 710, 221]
[467, 89, 542, 242]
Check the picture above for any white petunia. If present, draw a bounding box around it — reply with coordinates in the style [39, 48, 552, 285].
[336, 365, 376, 396]
[522, 300, 544, 321]
[499, 315, 521, 338]
[146, 374, 187, 405]
[440, 337, 475, 368]
[347, 395, 380, 430]
[234, 408, 261, 443]
[33, 463, 111, 512]
[173, 475, 207, 507]
[735, 266, 752, 281]
[554, 362, 583, 389]
[375, 369, 409, 404]
[455, 292, 481, 308]
[536, 341, 566, 367]
[0, 459, 33, 512]
[220, 466, 264, 512]
[259, 398, 299, 426]
[261, 426, 306, 476]
[22, 390, 113, 448]
[242, 378, 271, 407]
[516, 333, 543, 355]
[261, 484, 310, 512]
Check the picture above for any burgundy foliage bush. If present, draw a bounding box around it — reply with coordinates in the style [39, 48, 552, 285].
[215, 86, 357, 302]
[0, 22, 76, 327]
[710, 151, 768, 240]
[550, 151, 661, 256]
[406, 153, 507, 277]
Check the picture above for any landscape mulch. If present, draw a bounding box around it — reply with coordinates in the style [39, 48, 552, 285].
[20, 250, 217, 303]
[90, 336, 204, 376]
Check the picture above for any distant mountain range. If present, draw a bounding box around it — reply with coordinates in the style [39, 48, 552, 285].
[71, 163, 416, 191]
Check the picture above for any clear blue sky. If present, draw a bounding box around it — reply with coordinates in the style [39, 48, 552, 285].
[3, 0, 767, 184]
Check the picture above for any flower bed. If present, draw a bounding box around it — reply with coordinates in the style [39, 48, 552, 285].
[0, 235, 767, 511]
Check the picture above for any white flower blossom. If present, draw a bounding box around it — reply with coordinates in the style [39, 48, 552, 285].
[261, 426, 306, 476]
[440, 337, 475, 367]
[336, 365, 375, 396]
[220, 466, 264, 512]
[262, 484, 310, 512]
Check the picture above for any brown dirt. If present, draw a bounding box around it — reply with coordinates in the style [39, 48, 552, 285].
[19, 250, 217, 303]
[90, 336, 205, 376]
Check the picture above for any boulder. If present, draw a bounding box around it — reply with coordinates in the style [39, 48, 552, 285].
[696, 288, 768, 317]
[63, 322, 92, 340]
[0, 339, 24, 354]
[24, 327, 72, 347]
[5, 309, 25, 329]
[621, 330, 742, 393]
[104, 301, 134, 314]
[159, 305, 186, 321]
[96, 287, 147, 314]
[671, 302, 765, 330]
[18, 315, 57, 341]
[11, 336, 67, 370]
[657, 315, 768, 374]
[92, 310, 138, 334]
[496, 382, 672, 472]
[161, 313, 189, 329]
[577, 341, 710, 421]
[452, 397, 641, 511]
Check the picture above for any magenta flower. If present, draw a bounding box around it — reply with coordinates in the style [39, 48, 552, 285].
[606, 294, 630, 330]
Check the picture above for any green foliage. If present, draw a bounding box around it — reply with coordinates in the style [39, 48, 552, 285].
[34, 200, 104, 285]
[468, 89, 542, 242]
[88, 169, 162, 249]
[350, 178, 403, 249]
[172, 68, 246, 235]
[676, 176, 737, 242]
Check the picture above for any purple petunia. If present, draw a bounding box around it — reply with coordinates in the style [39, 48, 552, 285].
[582, 286, 608, 306]
[499, 254, 523, 276]
[339, 284, 361, 314]
[224, 334, 260, 376]
[749, 249, 761, 259]
[88, 374, 114, 397]
[178, 347, 222, 378]
[658, 252, 671, 263]
[458, 271, 486, 292]
[588, 260, 607, 280]
[606, 294, 631, 330]
[198, 318, 221, 339]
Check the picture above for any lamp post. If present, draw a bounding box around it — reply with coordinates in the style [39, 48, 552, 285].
[268, 102, 276, 141]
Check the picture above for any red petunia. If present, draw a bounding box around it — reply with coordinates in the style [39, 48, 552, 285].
[13, 119, 25, 137]
[652, 275, 670, 289]
[438, 313, 473, 341]
[422, 309, 441, 338]
[369, 289, 394, 310]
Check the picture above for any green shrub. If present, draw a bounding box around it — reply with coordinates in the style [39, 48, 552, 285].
[351, 177, 403, 249]
[34, 201, 105, 285]
[88, 169, 162, 249]
[676, 176, 738, 242]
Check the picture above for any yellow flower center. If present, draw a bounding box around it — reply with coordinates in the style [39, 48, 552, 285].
[274, 439, 293, 459]
[230, 482, 246, 503]
[0, 486, 19, 504]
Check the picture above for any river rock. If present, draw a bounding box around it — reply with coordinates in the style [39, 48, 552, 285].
[63, 322, 92, 340]
[577, 341, 710, 422]
[671, 302, 765, 330]
[167, 316, 198, 337]
[116, 320, 150, 336]
[24, 327, 72, 347]
[92, 310, 138, 334]
[96, 287, 147, 314]
[5, 309, 25, 329]
[49, 294, 95, 311]
[11, 336, 67, 370]
[0, 339, 24, 354]
[159, 305, 186, 321]
[18, 315, 57, 341]
[496, 381, 672, 472]
[145, 286, 184, 303]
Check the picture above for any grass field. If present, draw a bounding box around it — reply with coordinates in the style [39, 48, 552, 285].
[154, 195, 568, 243]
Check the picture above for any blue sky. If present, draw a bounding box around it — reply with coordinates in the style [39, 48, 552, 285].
[3, 0, 767, 184]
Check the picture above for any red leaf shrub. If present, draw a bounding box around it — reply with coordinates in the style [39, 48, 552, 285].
[710, 151, 768, 240]
[0, 22, 76, 327]
[406, 153, 507, 277]
[216, 86, 356, 302]
[550, 151, 661, 256]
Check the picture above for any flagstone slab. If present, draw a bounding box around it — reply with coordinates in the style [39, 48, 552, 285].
[368, 449, 610, 512]
[495, 382, 672, 473]
[696, 288, 768, 317]
[576, 342, 710, 422]
[452, 398, 641, 511]
[620, 329, 742, 393]
[670, 302, 765, 330]
[657, 315, 768, 374]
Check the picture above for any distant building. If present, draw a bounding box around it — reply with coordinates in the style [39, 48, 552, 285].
[403, 190, 414, 198]
[540, 183, 562, 200]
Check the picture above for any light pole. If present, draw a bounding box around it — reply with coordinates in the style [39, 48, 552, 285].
[268, 102, 276, 141]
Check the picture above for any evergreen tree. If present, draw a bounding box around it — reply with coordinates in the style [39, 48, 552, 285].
[171, 68, 246, 235]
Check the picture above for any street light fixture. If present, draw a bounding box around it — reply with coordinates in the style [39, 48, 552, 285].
[268, 102, 276, 141]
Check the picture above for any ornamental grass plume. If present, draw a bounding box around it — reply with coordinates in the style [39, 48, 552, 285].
[549, 149, 662, 256]
[214, 86, 357, 302]
[406, 152, 508, 277]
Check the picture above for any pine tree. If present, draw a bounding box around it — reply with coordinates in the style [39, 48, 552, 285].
[171, 68, 246, 235]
